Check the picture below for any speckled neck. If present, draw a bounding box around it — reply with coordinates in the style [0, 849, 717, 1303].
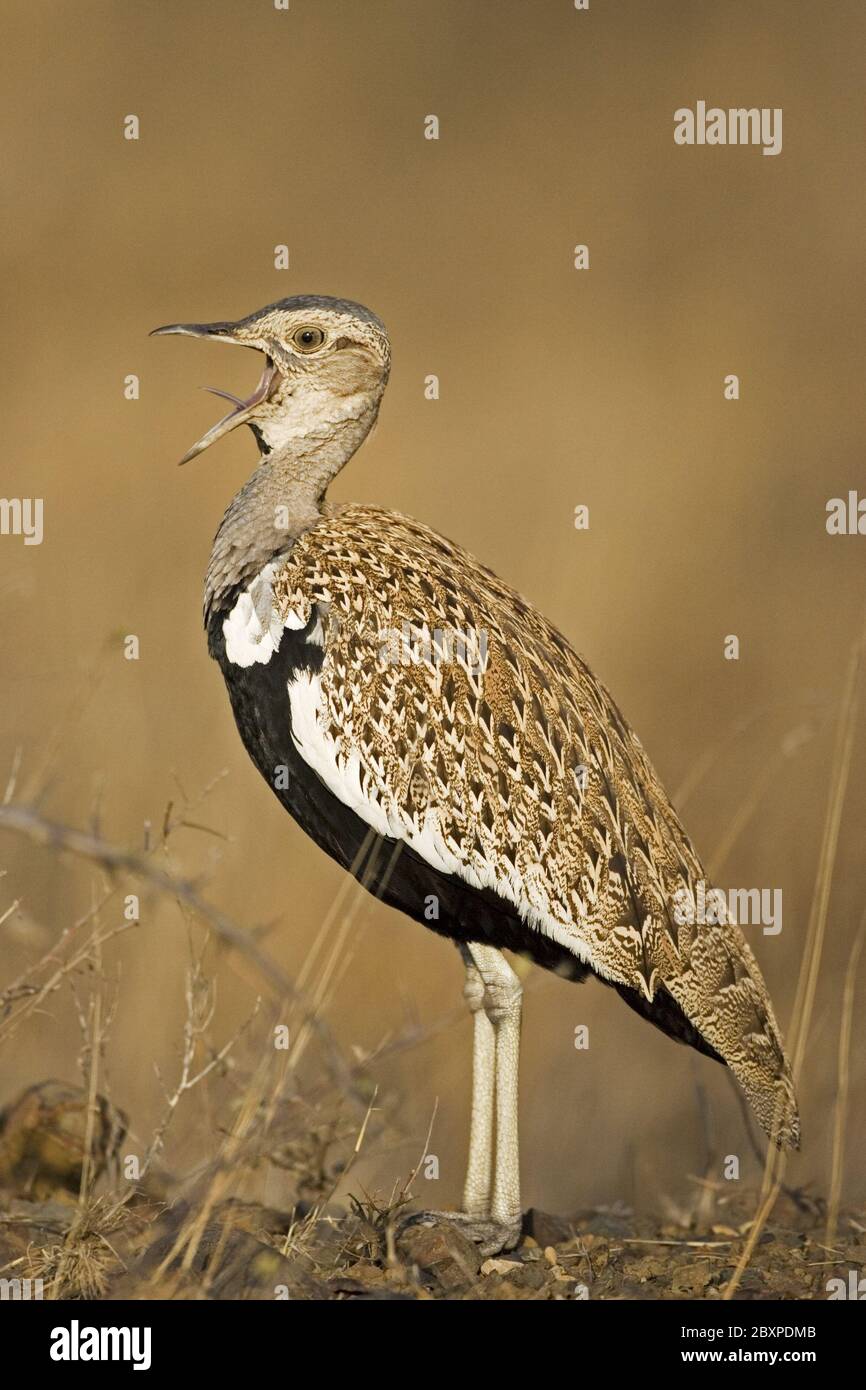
[204, 398, 380, 626]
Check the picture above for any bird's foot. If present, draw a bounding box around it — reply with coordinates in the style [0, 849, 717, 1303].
[399, 1209, 522, 1258]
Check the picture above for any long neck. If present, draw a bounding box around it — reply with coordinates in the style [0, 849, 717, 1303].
[204, 396, 379, 623]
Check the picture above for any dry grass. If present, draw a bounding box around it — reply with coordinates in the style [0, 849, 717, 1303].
[723, 621, 865, 1298]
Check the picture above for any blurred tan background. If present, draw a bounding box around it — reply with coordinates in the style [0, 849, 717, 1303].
[1, 0, 864, 1214]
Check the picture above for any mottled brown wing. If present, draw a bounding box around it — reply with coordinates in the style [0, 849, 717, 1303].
[271, 504, 799, 1147]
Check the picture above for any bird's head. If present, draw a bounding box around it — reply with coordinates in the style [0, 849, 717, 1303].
[152, 295, 390, 465]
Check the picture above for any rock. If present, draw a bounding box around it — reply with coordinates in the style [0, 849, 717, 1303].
[396, 1218, 482, 1291]
[480, 1256, 522, 1277]
[671, 1262, 714, 1295]
[625, 1253, 668, 1283]
[210, 1199, 295, 1239]
[0, 1081, 126, 1199]
[523, 1208, 577, 1247]
[579, 1204, 637, 1238]
[502, 1261, 548, 1291]
[215, 1234, 327, 1300]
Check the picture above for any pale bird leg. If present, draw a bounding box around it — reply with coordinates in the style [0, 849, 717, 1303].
[465, 942, 522, 1229]
[460, 949, 495, 1217]
[399, 944, 519, 1256]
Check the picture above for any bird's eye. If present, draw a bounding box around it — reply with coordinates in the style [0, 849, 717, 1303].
[291, 325, 326, 353]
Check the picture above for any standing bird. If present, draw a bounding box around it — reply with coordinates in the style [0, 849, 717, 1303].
[154, 296, 798, 1254]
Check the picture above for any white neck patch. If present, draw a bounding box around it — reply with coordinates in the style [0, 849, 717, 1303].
[222, 562, 295, 667]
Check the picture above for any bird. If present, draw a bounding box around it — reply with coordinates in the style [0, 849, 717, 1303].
[153, 294, 799, 1255]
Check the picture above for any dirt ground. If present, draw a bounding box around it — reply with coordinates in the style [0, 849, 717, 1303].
[1, 1081, 862, 1302]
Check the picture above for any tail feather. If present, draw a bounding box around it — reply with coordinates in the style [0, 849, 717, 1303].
[660, 914, 800, 1149]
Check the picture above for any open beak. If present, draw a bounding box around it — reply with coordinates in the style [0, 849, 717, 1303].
[150, 320, 280, 464]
